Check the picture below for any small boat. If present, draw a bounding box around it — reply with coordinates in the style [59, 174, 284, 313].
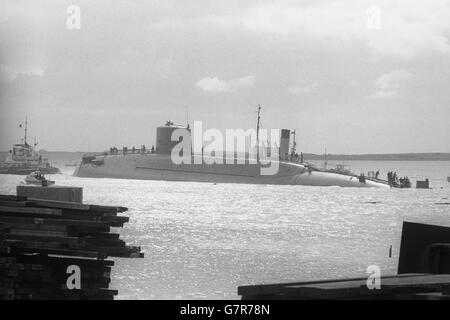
[65, 161, 79, 167]
[447, 176, 450, 183]
[24, 171, 55, 186]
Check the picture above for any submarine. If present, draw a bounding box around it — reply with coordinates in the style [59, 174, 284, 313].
[74, 109, 391, 188]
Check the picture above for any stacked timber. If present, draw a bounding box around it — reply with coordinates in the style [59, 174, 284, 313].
[0, 194, 143, 300]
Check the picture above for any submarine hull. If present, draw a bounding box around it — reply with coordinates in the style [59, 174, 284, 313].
[74, 153, 389, 188]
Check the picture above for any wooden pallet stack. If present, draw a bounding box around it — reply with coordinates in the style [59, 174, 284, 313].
[0, 194, 143, 300]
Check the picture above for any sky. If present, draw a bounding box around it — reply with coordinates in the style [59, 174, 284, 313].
[0, 0, 449, 153]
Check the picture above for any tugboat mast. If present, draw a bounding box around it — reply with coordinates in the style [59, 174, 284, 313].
[24, 115, 28, 146]
[256, 104, 261, 162]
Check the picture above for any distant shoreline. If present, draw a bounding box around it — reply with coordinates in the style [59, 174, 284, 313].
[1, 151, 450, 162]
[302, 153, 450, 161]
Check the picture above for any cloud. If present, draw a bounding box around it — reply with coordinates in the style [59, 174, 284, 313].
[196, 75, 255, 92]
[288, 83, 319, 94]
[197, 0, 450, 58]
[0, 64, 45, 83]
[376, 70, 413, 90]
[368, 70, 413, 99]
[367, 90, 397, 99]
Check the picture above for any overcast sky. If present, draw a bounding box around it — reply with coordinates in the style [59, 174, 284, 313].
[1, 0, 449, 153]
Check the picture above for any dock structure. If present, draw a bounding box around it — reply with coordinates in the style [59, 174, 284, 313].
[238, 274, 450, 300]
[0, 193, 143, 300]
[416, 180, 430, 189]
[17, 185, 83, 203]
[238, 221, 450, 300]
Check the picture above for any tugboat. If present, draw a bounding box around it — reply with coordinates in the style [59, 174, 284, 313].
[24, 170, 55, 186]
[0, 116, 60, 175]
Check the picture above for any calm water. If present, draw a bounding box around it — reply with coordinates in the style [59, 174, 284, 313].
[1, 160, 449, 299]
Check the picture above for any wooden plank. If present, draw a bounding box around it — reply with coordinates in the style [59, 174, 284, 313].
[121, 252, 144, 258]
[5, 239, 65, 250]
[0, 216, 111, 228]
[238, 273, 425, 297]
[8, 254, 115, 267]
[67, 226, 111, 234]
[52, 209, 127, 222]
[7, 240, 141, 258]
[45, 210, 110, 221]
[0, 206, 63, 216]
[0, 195, 27, 201]
[75, 233, 120, 240]
[13, 276, 112, 287]
[89, 205, 128, 213]
[375, 274, 450, 288]
[9, 247, 108, 259]
[8, 228, 68, 237]
[87, 239, 125, 247]
[78, 244, 139, 255]
[1, 222, 68, 232]
[28, 198, 90, 211]
[71, 229, 112, 237]
[410, 292, 450, 300]
[282, 274, 450, 299]
[103, 216, 129, 225]
[8, 267, 111, 278]
[4, 234, 84, 245]
[88, 205, 117, 214]
[0, 226, 10, 234]
[0, 246, 11, 254]
[0, 200, 36, 207]
[283, 279, 368, 299]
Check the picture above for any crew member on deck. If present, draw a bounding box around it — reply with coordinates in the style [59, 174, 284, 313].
[359, 173, 366, 183]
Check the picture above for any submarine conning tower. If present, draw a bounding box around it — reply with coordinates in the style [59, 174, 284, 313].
[156, 121, 191, 154]
[279, 129, 290, 160]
